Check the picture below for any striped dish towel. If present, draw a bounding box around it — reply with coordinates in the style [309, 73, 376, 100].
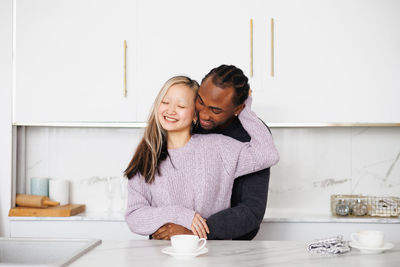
[307, 235, 351, 254]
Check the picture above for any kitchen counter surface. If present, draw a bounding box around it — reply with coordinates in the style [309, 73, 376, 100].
[9, 211, 400, 224]
[69, 240, 400, 267]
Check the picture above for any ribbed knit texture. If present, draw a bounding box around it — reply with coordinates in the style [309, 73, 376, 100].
[125, 96, 279, 235]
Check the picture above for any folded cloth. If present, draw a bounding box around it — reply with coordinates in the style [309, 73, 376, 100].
[307, 235, 351, 254]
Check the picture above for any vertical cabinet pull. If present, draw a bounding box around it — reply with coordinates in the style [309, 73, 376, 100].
[270, 18, 275, 77]
[250, 19, 254, 77]
[124, 40, 127, 97]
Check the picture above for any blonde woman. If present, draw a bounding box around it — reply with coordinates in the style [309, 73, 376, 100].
[124, 76, 279, 238]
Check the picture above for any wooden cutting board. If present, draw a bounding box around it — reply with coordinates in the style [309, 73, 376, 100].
[8, 204, 85, 217]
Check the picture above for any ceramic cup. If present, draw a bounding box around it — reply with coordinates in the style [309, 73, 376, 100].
[30, 177, 50, 197]
[170, 235, 207, 253]
[49, 179, 70, 206]
[351, 230, 384, 248]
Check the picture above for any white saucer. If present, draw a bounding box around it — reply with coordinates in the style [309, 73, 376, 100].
[349, 241, 394, 254]
[161, 246, 208, 259]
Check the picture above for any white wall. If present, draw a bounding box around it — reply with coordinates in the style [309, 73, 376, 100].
[267, 127, 400, 215]
[0, 0, 13, 237]
[21, 127, 144, 213]
[21, 126, 400, 215]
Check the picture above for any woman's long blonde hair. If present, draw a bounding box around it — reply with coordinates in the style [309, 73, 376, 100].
[124, 76, 199, 183]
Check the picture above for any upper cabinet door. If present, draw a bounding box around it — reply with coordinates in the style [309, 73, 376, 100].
[254, 0, 400, 123]
[15, 0, 137, 123]
[135, 0, 261, 122]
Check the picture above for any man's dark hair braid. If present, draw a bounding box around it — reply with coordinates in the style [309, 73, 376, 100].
[202, 64, 250, 106]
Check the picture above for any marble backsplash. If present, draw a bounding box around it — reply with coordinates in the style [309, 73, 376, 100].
[20, 126, 400, 216]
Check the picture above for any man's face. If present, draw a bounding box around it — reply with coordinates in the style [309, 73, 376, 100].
[195, 77, 239, 130]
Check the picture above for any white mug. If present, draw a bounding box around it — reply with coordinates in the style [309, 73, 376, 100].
[49, 179, 69, 206]
[351, 230, 384, 248]
[171, 235, 207, 253]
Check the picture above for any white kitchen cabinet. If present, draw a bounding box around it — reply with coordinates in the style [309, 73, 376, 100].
[14, 0, 138, 123]
[14, 0, 400, 124]
[15, 0, 261, 123]
[253, 0, 400, 123]
[135, 0, 261, 121]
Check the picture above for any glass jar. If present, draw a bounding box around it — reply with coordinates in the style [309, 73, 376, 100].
[352, 199, 368, 216]
[336, 199, 350, 216]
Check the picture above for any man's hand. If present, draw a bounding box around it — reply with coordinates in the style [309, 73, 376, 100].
[152, 223, 193, 240]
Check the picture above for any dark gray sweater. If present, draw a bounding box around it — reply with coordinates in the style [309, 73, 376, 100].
[194, 117, 271, 240]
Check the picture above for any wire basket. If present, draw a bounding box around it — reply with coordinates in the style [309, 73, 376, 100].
[331, 195, 400, 217]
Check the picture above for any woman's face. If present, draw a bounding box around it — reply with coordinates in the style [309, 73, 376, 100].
[157, 84, 196, 133]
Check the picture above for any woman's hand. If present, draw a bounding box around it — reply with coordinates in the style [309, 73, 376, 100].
[191, 213, 210, 239]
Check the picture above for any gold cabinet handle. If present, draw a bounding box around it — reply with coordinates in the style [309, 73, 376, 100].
[271, 18, 274, 77]
[124, 40, 127, 97]
[250, 19, 254, 77]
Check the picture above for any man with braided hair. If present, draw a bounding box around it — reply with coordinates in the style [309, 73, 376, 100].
[152, 65, 272, 240]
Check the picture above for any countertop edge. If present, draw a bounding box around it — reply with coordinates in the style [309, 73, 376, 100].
[8, 212, 400, 224]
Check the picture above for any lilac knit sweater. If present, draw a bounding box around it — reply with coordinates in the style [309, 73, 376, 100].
[125, 97, 279, 235]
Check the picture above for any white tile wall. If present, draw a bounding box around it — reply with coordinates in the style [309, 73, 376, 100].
[351, 127, 400, 196]
[22, 126, 400, 216]
[24, 127, 143, 212]
[267, 128, 352, 214]
[267, 127, 400, 216]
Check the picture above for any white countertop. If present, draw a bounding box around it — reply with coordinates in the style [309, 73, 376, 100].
[263, 212, 400, 224]
[69, 240, 400, 267]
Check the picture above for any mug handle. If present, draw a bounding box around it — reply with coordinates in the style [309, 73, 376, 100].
[196, 238, 207, 252]
[350, 233, 359, 243]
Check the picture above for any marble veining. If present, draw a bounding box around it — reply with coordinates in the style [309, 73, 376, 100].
[26, 160, 43, 171]
[353, 127, 370, 137]
[313, 178, 351, 188]
[69, 240, 400, 267]
[384, 151, 400, 181]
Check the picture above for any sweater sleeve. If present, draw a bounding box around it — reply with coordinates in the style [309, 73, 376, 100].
[206, 168, 270, 240]
[217, 96, 279, 178]
[125, 174, 196, 236]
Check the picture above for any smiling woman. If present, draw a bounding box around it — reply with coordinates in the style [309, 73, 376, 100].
[124, 76, 199, 184]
